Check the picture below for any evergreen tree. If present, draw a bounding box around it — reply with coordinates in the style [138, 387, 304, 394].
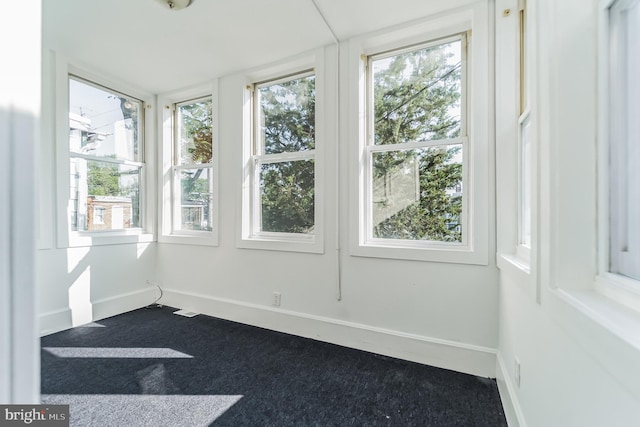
[178, 99, 213, 211]
[259, 76, 315, 233]
[371, 41, 463, 242]
[255, 42, 463, 239]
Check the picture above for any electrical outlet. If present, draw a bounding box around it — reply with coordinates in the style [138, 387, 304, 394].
[272, 292, 281, 307]
[514, 358, 521, 387]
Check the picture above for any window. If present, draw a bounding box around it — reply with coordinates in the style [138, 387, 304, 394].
[518, 0, 532, 256]
[364, 36, 466, 246]
[242, 70, 319, 249]
[93, 206, 105, 224]
[608, 0, 640, 280]
[350, 4, 490, 264]
[158, 83, 217, 246]
[174, 97, 213, 233]
[68, 76, 143, 233]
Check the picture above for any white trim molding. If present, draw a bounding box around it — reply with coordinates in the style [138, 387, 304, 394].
[161, 288, 497, 377]
[237, 48, 327, 255]
[39, 286, 158, 336]
[0, 0, 41, 404]
[347, 2, 491, 265]
[496, 352, 527, 427]
[53, 53, 156, 249]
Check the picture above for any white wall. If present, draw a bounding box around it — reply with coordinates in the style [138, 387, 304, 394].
[496, 0, 640, 425]
[32, 0, 640, 422]
[157, 38, 500, 377]
[36, 1, 499, 377]
[37, 49, 159, 336]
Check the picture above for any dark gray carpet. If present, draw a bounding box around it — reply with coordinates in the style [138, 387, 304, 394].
[41, 306, 507, 426]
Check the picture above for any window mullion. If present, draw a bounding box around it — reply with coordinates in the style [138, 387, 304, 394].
[173, 163, 213, 171]
[69, 152, 143, 167]
[364, 35, 466, 247]
[367, 138, 467, 154]
[254, 151, 315, 163]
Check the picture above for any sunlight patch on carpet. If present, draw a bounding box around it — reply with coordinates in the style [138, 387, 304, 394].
[41, 394, 243, 426]
[43, 347, 193, 358]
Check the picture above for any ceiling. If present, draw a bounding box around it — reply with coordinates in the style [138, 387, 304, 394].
[43, 0, 475, 94]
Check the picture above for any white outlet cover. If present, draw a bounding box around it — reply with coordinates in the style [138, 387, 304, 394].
[272, 292, 281, 306]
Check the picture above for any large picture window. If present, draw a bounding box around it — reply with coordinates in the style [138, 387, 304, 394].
[68, 77, 143, 232]
[351, 4, 490, 265]
[365, 35, 467, 246]
[246, 71, 316, 240]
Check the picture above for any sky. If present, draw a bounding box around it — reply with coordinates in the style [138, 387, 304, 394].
[69, 78, 141, 160]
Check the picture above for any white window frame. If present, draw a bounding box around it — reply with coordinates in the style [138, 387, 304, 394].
[158, 82, 219, 246]
[348, 3, 490, 264]
[54, 55, 155, 248]
[495, 0, 539, 301]
[596, 0, 640, 312]
[173, 97, 214, 236]
[364, 34, 469, 249]
[517, 0, 533, 263]
[238, 52, 325, 254]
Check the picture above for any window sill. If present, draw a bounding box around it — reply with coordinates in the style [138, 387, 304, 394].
[497, 252, 531, 275]
[555, 288, 640, 351]
[352, 242, 488, 265]
[595, 273, 640, 314]
[159, 233, 218, 247]
[237, 235, 324, 254]
[550, 288, 640, 399]
[497, 252, 536, 301]
[65, 231, 154, 248]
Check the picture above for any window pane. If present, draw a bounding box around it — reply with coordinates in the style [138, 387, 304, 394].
[70, 159, 141, 231]
[69, 78, 142, 161]
[258, 75, 315, 154]
[259, 160, 314, 234]
[372, 146, 462, 242]
[177, 98, 212, 165]
[178, 167, 213, 231]
[610, 0, 640, 279]
[372, 40, 462, 145]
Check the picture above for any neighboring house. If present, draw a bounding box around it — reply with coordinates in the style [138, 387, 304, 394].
[87, 196, 133, 231]
[69, 112, 133, 231]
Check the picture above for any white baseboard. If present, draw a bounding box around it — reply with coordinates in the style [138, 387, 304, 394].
[91, 286, 158, 322]
[496, 352, 527, 427]
[161, 288, 497, 377]
[39, 308, 73, 336]
[39, 286, 158, 336]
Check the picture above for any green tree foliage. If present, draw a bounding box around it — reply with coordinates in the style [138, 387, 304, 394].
[176, 99, 213, 230]
[372, 40, 463, 242]
[178, 99, 213, 204]
[87, 161, 121, 196]
[260, 160, 314, 233]
[179, 100, 213, 164]
[259, 76, 315, 233]
[87, 161, 141, 227]
[255, 43, 463, 239]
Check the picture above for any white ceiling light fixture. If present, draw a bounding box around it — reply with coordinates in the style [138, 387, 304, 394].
[155, 0, 191, 11]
